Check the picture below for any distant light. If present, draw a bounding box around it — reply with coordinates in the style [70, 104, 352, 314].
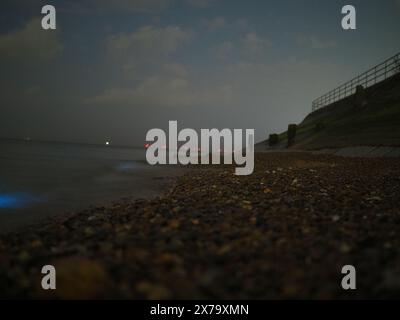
[105, 141, 110, 146]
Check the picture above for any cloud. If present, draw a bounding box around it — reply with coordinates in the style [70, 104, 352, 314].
[185, 0, 218, 8]
[201, 17, 227, 31]
[55, 0, 174, 14]
[215, 41, 235, 59]
[85, 58, 232, 109]
[296, 35, 337, 49]
[213, 32, 272, 62]
[106, 25, 192, 61]
[241, 32, 272, 53]
[99, 25, 194, 106]
[85, 74, 233, 108]
[91, 0, 219, 12]
[163, 63, 188, 77]
[85, 57, 354, 145]
[236, 18, 250, 30]
[4, 0, 221, 16]
[0, 18, 63, 61]
[54, 0, 219, 14]
[89, 0, 173, 13]
[93, 0, 220, 12]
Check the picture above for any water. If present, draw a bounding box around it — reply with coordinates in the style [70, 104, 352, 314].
[0, 140, 179, 232]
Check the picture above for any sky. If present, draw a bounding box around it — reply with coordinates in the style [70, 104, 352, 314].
[0, 0, 399, 146]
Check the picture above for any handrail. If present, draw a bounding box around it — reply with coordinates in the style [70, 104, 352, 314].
[312, 52, 400, 112]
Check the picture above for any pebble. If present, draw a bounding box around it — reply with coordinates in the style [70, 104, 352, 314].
[0, 152, 399, 299]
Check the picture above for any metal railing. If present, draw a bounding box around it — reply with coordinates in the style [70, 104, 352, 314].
[312, 52, 400, 112]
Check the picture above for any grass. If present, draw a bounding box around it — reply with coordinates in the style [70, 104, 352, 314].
[268, 76, 400, 150]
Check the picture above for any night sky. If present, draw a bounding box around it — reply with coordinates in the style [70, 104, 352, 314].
[1, 0, 399, 146]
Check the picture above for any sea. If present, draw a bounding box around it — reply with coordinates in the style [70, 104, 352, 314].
[0, 139, 179, 232]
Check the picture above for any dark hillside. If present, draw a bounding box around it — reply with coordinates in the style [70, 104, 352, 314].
[257, 73, 400, 150]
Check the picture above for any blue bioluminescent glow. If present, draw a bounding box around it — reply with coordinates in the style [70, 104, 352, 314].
[115, 162, 138, 172]
[0, 193, 42, 209]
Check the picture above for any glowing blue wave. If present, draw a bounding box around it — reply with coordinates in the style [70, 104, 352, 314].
[0, 193, 43, 209]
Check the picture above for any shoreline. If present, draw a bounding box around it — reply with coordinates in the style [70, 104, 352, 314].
[1, 152, 400, 299]
[0, 164, 187, 234]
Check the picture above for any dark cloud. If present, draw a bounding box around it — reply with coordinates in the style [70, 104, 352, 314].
[0, 18, 62, 61]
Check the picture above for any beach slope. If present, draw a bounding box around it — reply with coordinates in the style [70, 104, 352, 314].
[1, 153, 400, 299]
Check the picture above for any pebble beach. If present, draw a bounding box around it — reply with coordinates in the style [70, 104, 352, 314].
[1, 152, 400, 299]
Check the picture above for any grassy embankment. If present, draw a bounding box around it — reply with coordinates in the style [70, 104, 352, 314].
[259, 74, 400, 150]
